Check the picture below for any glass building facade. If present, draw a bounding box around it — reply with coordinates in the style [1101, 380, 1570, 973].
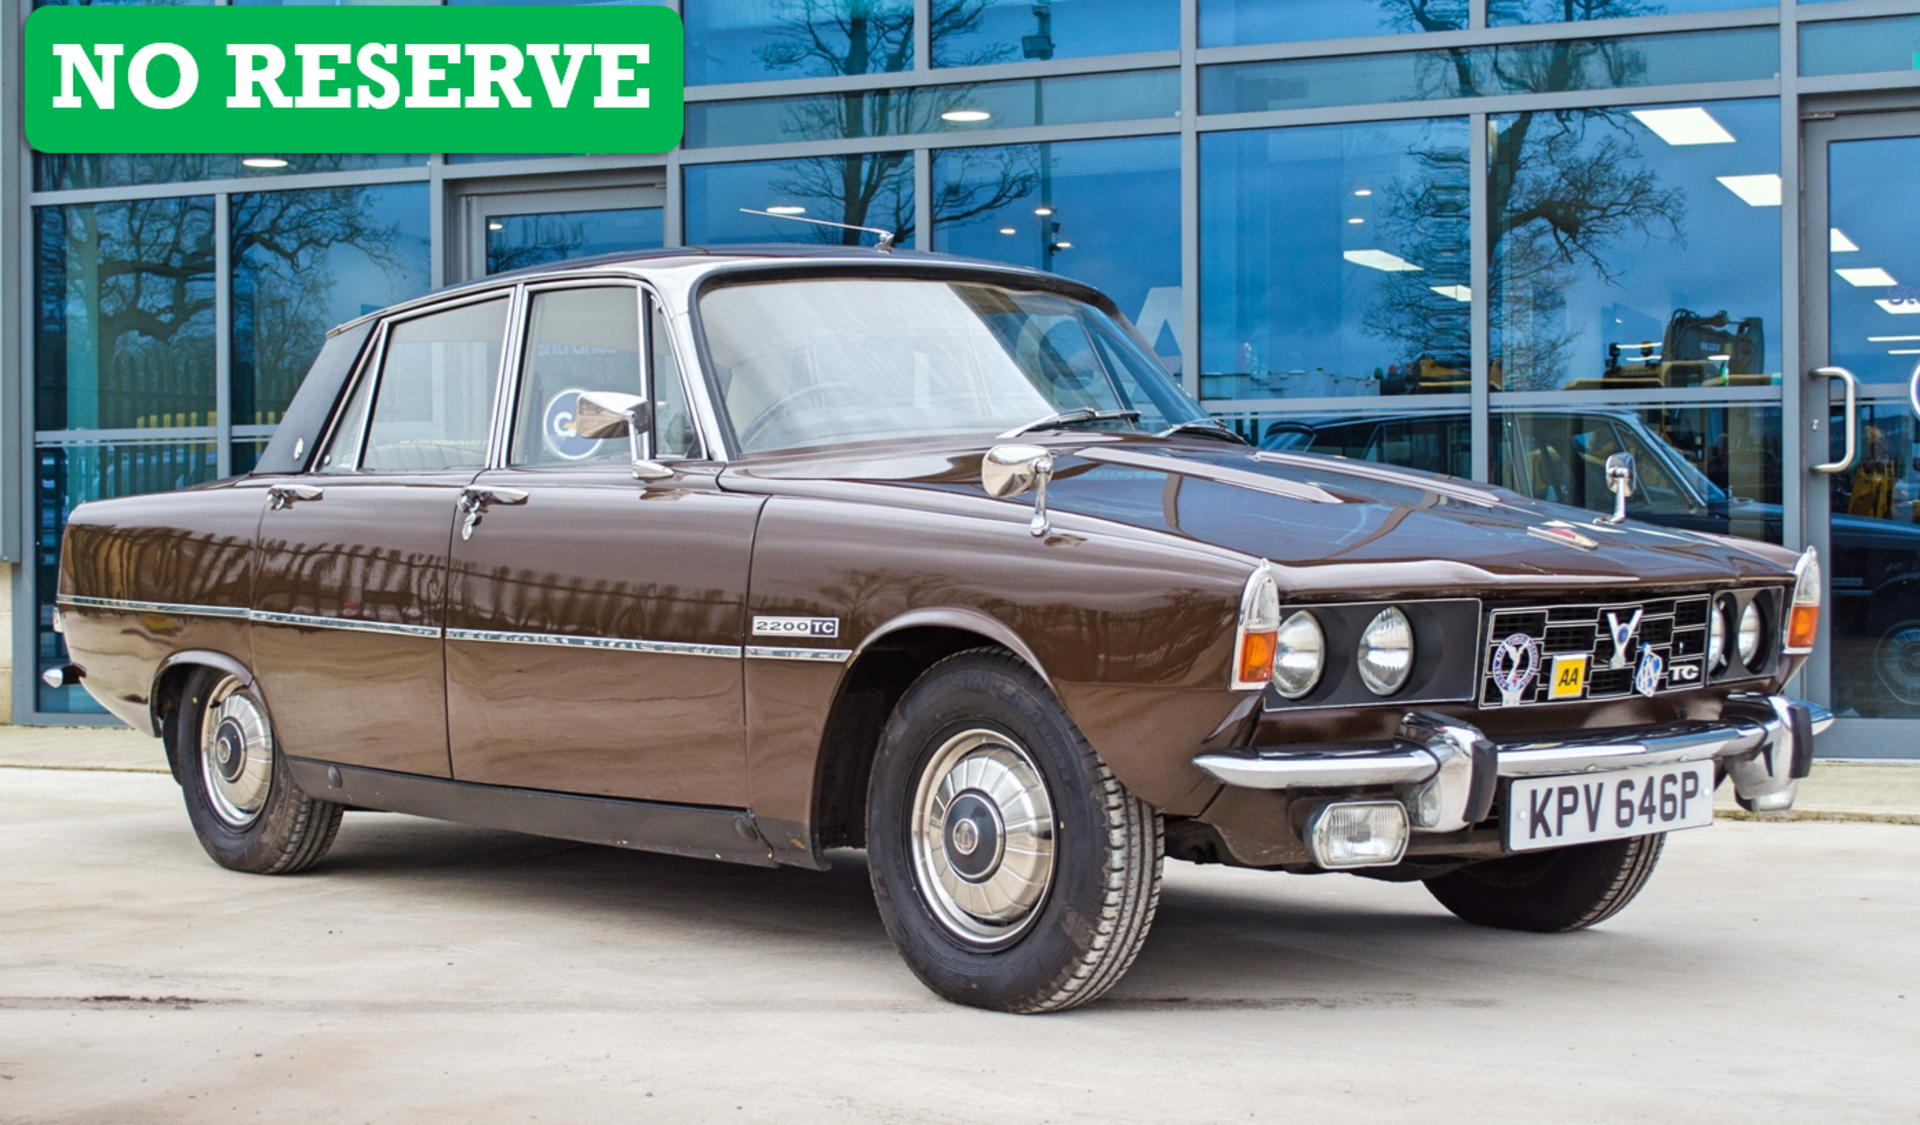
[6, 0, 1920, 756]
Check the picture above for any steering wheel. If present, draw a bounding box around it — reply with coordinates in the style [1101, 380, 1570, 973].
[740, 382, 857, 449]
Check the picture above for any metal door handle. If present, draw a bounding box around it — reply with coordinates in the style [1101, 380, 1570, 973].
[266, 484, 323, 510]
[1810, 366, 1858, 475]
[457, 486, 529, 540]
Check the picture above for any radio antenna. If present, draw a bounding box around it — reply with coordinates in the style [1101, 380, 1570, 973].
[738, 208, 897, 252]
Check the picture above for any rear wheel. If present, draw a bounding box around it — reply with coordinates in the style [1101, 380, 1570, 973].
[866, 650, 1162, 1013]
[175, 668, 343, 875]
[1423, 834, 1665, 933]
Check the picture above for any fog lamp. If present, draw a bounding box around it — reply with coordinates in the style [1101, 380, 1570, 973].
[1357, 606, 1414, 696]
[1737, 600, 1764, 666]
[1271, 610, 1325, 699]
[1785, 548, 1821, 655]
[1306, 800, 1410, 869]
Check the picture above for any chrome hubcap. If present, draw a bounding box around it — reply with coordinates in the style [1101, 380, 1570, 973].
[199, 678, 273, 828]
[910, 729, 1056, 945]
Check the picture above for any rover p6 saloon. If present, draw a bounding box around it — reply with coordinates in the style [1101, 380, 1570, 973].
[53, 247, 1827, 1013]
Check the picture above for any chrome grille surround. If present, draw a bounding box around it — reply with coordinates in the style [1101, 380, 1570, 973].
[1479, 594, 1712, 708]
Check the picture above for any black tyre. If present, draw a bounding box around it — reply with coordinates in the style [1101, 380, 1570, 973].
[1423, 833, 1665, 933]
[866, 650, 1162, 1013]
[174, 667, 343, 875]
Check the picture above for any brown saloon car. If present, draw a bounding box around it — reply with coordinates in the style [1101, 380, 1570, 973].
[53, 247, 1829, 1013]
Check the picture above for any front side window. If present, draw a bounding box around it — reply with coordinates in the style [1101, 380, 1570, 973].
[699, 277, 1207, 454]
[511, 287, 643, 467]
[358, 298, 509, 472]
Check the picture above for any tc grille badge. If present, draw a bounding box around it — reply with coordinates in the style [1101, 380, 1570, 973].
[1490, 633, 1542, 707]
[1605, 608, 1644, 669]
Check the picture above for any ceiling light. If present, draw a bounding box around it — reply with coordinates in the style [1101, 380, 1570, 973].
[1034, 206, 1053, 216]
[1354, 188, 1373, 196]
[1876, 300, 1920, 315]
[487, 222, 503, 231]
[1869, 335, 1920, 342]
[1630, 107, 1734, 146]
[1717, 174, 1781, 207]
[999, 227, 1016, 235]
[1839, 267, 1898, 287]
[1054, 241, 1072, 249]
[241, 157, 289, 169]
[766, 205, 806, 215]
[1832, 228, 1859, 253]
[1348, 217, 1364, 224]
[1890, 349, 1920, 355]
[941, 109, 991, 122]
[1708, 353, 1732, 362]
[1430, 285, 1471, 301]
[1343, 249, 1422, 272]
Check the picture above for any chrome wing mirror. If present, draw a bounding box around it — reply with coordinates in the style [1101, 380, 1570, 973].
[1598, 452, 1635, 525]
[982, 444, 1054, 537]
[574, 391, 672, 481]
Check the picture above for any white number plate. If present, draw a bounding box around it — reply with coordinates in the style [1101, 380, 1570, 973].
[1506, 760, 1714, 852]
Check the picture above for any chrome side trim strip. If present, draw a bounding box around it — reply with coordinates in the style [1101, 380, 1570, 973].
[58, 595, 249, 620]
[447, 628, 741, 659]
[746, 646, 853, 663]
[247, 610, 442, 639]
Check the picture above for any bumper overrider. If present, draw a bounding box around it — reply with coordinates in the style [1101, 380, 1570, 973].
[1193, 693, 1829, 869]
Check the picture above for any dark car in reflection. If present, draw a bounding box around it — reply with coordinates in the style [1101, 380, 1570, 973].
[51, 248, 1827, 1014]
[1262, 407, 1920, 715]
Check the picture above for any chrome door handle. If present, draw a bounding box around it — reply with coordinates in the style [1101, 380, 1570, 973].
[265, 484, 323, 510]
[457, 486, 529, 540]
[1810, 366, 1859, 475]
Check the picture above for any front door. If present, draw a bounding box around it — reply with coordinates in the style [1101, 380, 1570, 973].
[443, 283, 761, 806]
[251, 294, 511, 776]
[457, 183, 666, 281]
[1805, 112, 1920, 751]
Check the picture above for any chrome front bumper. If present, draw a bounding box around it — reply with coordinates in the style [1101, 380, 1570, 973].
[1194, 693, 1830, 831]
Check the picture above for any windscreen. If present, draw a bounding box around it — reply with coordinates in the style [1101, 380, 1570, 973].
[699, 278, 1207, 453]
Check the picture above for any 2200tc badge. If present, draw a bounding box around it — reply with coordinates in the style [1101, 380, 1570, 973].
[49, 244, 1832, 1013]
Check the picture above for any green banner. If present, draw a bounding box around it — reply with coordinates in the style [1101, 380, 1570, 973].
[25, 6, 684, 155]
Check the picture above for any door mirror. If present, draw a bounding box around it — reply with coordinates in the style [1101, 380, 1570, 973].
[574, 391, 671, 481]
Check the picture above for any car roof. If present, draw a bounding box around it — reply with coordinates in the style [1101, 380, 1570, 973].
[326, 245, 1088, 337]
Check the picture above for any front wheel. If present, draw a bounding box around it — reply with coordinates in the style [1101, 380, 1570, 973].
[175, 668, 343, 875]
[866, 650, 1162, 1013]
[1423, 833, 1665, 933]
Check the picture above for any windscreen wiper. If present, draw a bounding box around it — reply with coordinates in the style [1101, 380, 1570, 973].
[999, 407, 1142, 439]
[1156, 419, 1248, 445]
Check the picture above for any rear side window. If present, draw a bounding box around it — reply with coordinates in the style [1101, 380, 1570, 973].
[360, 299, 509, 473]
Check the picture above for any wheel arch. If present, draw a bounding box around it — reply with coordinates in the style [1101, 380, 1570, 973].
[812, 611, 1048, 852]
[150, 651, 266, 784]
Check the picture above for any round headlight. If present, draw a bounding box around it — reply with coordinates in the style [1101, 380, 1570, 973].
[1357, 606, 1414, 696]
[1272, 611, 1326, 699]
[1708, 598, 1731, 672]
[1737, 600, 1763, 666]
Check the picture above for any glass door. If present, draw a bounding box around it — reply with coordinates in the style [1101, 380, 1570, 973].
[457, 182, 666, 282]
[1806, 112, 1920, 755]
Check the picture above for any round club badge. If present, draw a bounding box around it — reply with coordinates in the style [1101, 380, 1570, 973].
[1490, 632, 1542, 707]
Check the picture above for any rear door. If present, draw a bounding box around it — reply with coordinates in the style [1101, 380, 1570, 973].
[443, 284, 761, 805]
[250, 294, 512, 776]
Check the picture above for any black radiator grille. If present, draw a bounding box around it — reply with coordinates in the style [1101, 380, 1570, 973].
[1480, 594, 1712, 708]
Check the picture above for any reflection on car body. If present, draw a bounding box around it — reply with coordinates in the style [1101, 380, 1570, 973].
[53, 248, 1829, 1013]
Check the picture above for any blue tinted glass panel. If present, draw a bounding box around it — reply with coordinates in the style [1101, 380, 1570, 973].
[1490, 0, 1773, 25]
[1199, 118, 1471, 404]
[33, 154, 424, 193]
[1200, 0, 1463, 49]
[934, 136, 1182, 369]
[686, 69, 1178, 147]
[231, 184, 431, 427]
[686, 0, 914, 85]
[684, 154, 916, 248]
[1801, 17, 1920, 77]
[35, 439, 221, 713]
[487, 207, 665, 273]
[34, 198, 217, 432]
[1827, 136, 1920, 388]
[1200, 28, 1779, 113]
[1490, 99, 1781, 393]
[933, 0, 1177, 66]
